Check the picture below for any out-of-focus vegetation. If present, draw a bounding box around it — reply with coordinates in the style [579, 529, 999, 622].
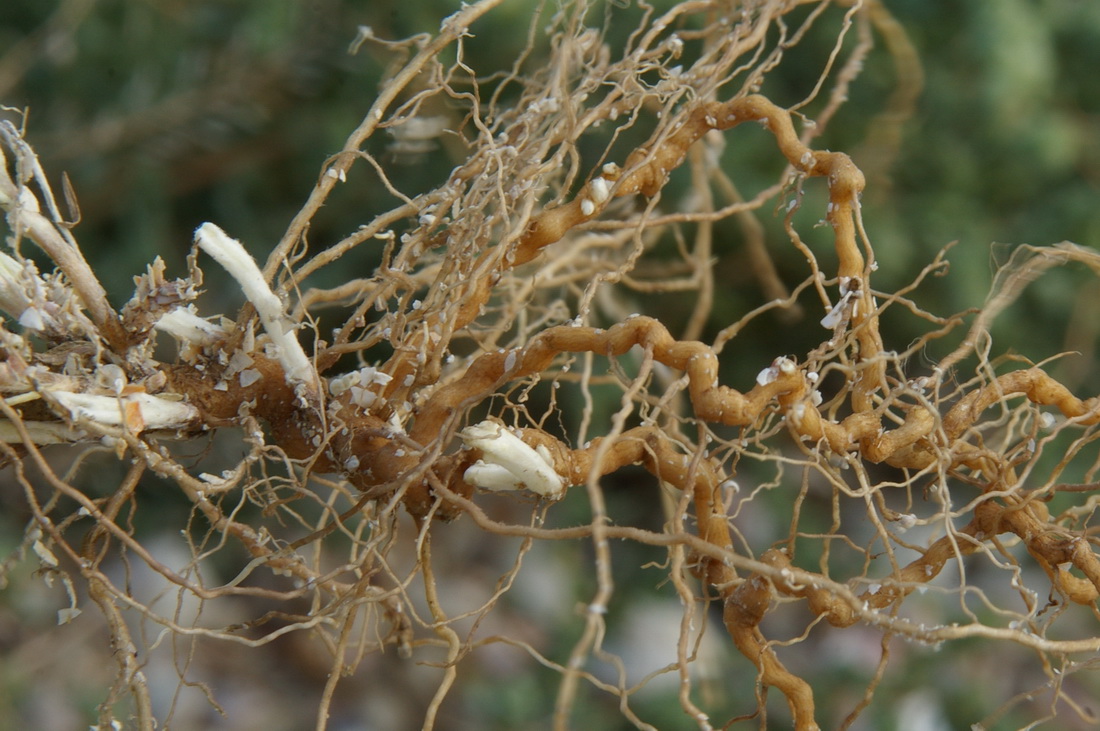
[5, 1, 1098, 377]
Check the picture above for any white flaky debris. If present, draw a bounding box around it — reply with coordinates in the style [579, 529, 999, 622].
[589, 176, 611, 204]
[194, 223, 317, 394]
[17, 306, 48, 330]
[32, 538, 59, 567]
[57, 607, 82, 625]
[329, 366, 393, 410]
[239, 369, 262, 388]
[820, 294, 851, 329]
[0, 251, 55, 331]
[95, 364, 127, 394]
[756, 356, 797, 386]
[49, 390, 199, 431]
[821, 277, 861, 330]
[459, 420, 564, 498]
[154, 305, 228, 345]
[391, 115, 448, 142]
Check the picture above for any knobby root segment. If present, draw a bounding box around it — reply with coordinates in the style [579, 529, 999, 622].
[413, 319, 1100, 725]
[375, 93, 888, 418]
[725, 573, 820, 731]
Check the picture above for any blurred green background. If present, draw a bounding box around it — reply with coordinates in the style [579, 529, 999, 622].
[3, 0, 1098, 382]
[2, 1, 1100, 729]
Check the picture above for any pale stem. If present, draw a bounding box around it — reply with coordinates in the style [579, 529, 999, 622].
[194, 223, 318, 397]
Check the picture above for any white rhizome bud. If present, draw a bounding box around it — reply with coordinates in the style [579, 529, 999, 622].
[459, 421, 564, 498]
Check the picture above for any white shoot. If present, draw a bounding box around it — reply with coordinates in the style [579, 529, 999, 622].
[50, 390, 199, 431]
[194, 223, 317, 394]
[459, 421, 564, 498]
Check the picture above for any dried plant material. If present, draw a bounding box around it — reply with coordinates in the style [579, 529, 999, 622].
[2, 2, 1100, 730]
